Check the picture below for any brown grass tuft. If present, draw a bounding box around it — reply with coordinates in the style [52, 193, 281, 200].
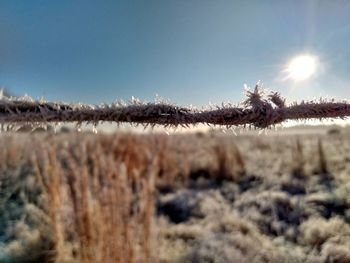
[32, 134, 157, 263]
[291, 138, 305, 178]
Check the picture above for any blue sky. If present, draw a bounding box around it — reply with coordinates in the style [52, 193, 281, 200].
[1, 1, 350, 105]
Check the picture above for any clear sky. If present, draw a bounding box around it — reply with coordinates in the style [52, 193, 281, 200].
[1, 1, 350, 106]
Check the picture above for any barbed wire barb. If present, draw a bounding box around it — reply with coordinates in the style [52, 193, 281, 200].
[0, 86, 349, 129]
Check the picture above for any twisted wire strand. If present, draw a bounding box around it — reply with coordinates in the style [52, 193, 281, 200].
[0, 86, 349, 129]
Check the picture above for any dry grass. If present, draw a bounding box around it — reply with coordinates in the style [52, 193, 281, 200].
[292, 138, 305, 178]
[1, 128, 350, 262]
[0, 134, 158, 263]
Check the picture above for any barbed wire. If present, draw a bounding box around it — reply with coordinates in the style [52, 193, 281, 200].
[0, 85, 349, 129]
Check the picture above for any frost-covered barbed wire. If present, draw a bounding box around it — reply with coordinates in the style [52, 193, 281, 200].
[0, 85, 349, 130]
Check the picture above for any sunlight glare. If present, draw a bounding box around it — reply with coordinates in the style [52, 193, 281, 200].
[285, 55, 318, 81]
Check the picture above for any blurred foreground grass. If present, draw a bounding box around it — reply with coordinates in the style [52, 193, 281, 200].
[1, 127, 350, 262]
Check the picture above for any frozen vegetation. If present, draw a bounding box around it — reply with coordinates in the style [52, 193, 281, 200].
[0, 126, 350, 262]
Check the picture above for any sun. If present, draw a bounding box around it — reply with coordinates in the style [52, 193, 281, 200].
[285, 54, 318, 81]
